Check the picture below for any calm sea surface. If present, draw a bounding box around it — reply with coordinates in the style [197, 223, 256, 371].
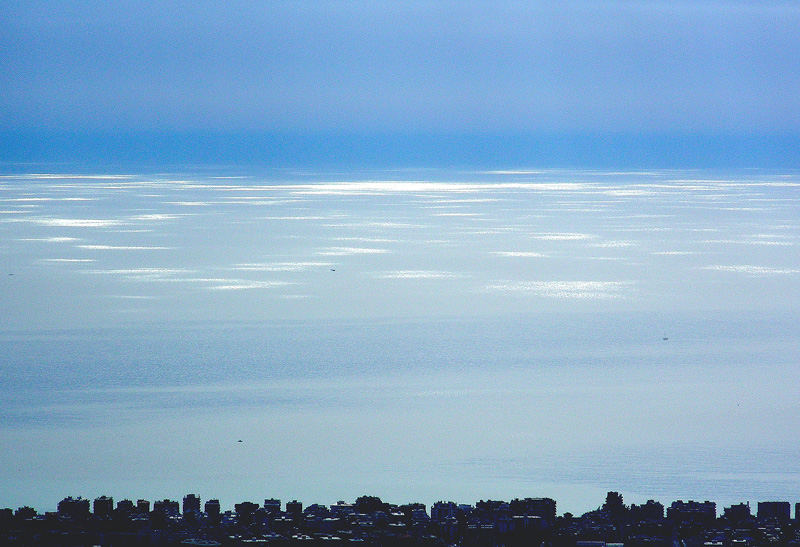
[1, 167, 799, 514]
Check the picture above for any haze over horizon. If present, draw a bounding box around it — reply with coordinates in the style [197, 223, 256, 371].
[2, 1, 799, 167]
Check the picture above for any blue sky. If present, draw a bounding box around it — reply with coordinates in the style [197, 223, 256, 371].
[2, 1, 800, 166]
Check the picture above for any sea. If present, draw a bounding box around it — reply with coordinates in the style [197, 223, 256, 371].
[1, 165, 799, 516]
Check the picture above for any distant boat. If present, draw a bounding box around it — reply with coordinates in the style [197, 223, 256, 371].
[662, 336, 668, 341]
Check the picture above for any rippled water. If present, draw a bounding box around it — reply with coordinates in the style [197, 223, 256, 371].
[1, 167, 799, 514]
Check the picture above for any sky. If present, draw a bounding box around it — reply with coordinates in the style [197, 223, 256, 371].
[2, 1, 800, 166]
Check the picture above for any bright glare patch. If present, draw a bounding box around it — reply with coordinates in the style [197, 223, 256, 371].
[39, 258, 95, 263]
[702, 265, 800, 275]
[481, 170, 548, 175]
[35, 218, 124, 227]
[332, 237, 398, 243]
[373, 270, 462, 279]
[485, 280, 632, 299]
[164, 201, 210, 206]
[77, 245, 173, 250]
[289, 181, 593, 195]
[263, 216, 331, 221]
[532, 233, 596, 241]
[129, 214, 186, 221]
[590, 241, 635, 248]
[19, 237, 80, 242]
[0, 197, 96, 202]
[316, 247, 391, 256]
[427, 198, 501, 204]
[702, 239, 795, 246]
[232, 262, 334, 272]
[492, 251, 547, 257]
[83, 268, 192, 280]
[207, 280, 293, 290]
[327, 221, 426, 229]
[4, 174, 134, 180]
[603, 189, 655, 197]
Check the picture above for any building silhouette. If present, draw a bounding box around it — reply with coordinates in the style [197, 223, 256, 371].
[136, 499, 150, 514]
[666, 500, 716, 524]
[723, 502, 751, 523]
[93, 496, 113, 517]
[57, 497, 90, 520]
[757, 501, 790, 522]
[182, 494, 201, 516]
[204, 499, 221, 522]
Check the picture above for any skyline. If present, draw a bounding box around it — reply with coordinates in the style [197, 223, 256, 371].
[5, 489, 800, 519]
[6, 492, 799, 547]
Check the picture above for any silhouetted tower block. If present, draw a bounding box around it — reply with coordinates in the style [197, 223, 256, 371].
[355, 496, 387, 514]
[796, 503, 800, 522]
[757, 501, 790, 522]
[330, 501, 356, 519]
[0, 508, 13, 525]
[667, 500, 716, 524]
[723, 503, 751, 524]
[264, 498, 281, 515]
[630, 500, 664, 522]
[93, 495, 114, 517]
[431, 501, 458, 522]
[136, 499, 150, 514]
[58, 497, 90, 520]
[153, 499, 180, 516]
[183, 494, 201, 515]
[476, 500, 506, 515]
[286, 500, 303, 521]
[510, 498, 557, 524]
[235, 501, 259, 526]
[116, 499, 135, 514]
[205, 499, 221, 522]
